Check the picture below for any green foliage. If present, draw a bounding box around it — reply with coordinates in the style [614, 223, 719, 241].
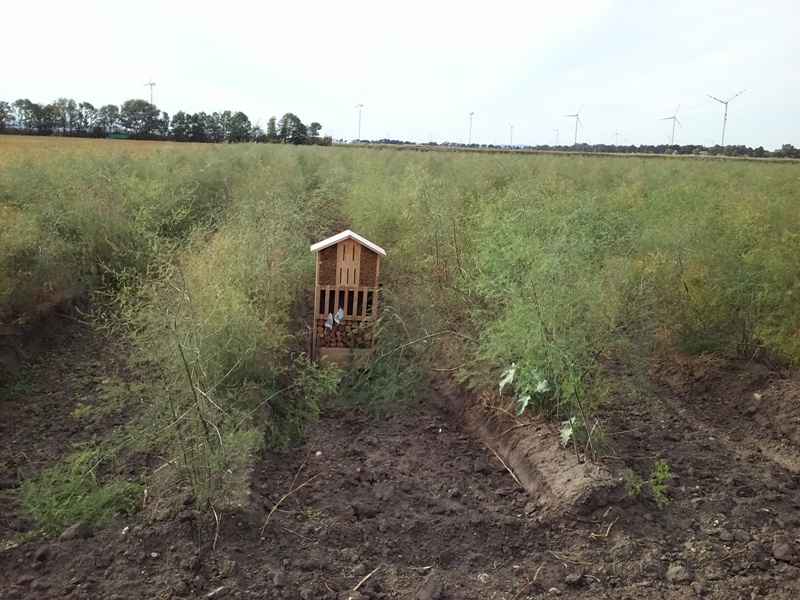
[95, 147, 347, 506]
[560, 416, 604, 460]
[3, 143, 800, 520]
[20, 443, 142, 536]
[626, 458, 674, 509]
[265, 356, 340, 451]
[499, 362, 552, 416]
[336, 299, 434, 418]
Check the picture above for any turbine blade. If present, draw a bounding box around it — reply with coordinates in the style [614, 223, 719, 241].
[707, 94, 725, 104]
[729, 89, 746, 101]
[676, 117, 682, 128]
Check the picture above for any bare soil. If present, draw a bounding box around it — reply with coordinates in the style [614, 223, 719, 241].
[2, 317, 800, 599]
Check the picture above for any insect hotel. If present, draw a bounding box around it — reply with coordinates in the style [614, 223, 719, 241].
[310, 230, 385, 366]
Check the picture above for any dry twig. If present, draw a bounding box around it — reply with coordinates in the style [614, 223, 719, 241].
[483, 442, 521, 487]
[353, 565, 382, 591]
[260, 457, 320, 536]
[547, 550, 593, 566]
[511, 565, 543, 600]
[497, 419, 543, 438]
[431, 363, 468, 372]
[260, 475, 318, 535]
[589, 517, 619, 540]
[281, 526, 313, 542]
[211, 506, 221, 551]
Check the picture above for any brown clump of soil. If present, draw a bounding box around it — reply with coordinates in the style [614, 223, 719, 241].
[2, 325, 800, 599]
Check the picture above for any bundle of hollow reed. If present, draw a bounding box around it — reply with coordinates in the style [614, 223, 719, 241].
[359, 249, 378, 286]
[318, 246, 337, 285]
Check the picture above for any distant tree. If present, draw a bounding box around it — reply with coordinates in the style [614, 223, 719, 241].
[54, 97, 78, 132]
[188, 112, 209, 142]
[266, 116, 278, 142]
[278, 112, 307, 144]
[157, 111, 170, 138]
[95, 104, 121, 135]
[228, 111, 252, 143]
[0, 101, 10, 132]
[775, 143, 798, 159]
[250, 124, 267, 143]
[16, 100, 58, 134]
[76, 102, 96, 134]
[308, 121, 322, 142]
[119, 99, 161, 137]
[171, 110, 191, 141]
[206, 111, 226, 143]
[12, 99, 36, 130]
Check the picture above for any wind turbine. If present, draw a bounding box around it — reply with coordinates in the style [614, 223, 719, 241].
[707, 89, 745, 147]
[509, 123, 513, 147]
[564, 105, 583, 145]
[355, 103, 363, 141]
[553, 128, 559, 146]
[142, 72, 156, 105]
[613, 130, 620, 145]
[468, 111, 475, 145]
[660, 104, 682, 145]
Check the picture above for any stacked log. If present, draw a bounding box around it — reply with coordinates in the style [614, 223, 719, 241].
[316, 319, 374, 349]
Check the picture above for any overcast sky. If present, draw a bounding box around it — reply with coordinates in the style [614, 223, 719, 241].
[3, 0, 798, 149]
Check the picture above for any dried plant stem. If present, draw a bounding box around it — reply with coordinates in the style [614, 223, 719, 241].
[483, 442, 521, 487]
[512, 565, 543, 600]
[260, 475, 319, 535]
[353, 565, 381, 591]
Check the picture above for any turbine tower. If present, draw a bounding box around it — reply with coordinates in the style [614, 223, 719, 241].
[660, 105, 682, 145]
[355, 103, 363, 141]
[564, 105, 583, 145]
[509, 123, 513, 147]
[553, 128, 559, 146]
[707, 90, 745, 147]
[142, 72, 156, 105]
[468, 111, 475, 145]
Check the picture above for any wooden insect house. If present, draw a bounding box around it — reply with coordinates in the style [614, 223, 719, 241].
[310, 230, 385, 366]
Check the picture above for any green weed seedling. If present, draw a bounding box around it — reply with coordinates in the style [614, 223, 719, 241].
[626, 458, 674, 509]
[302, 508, 323, 521]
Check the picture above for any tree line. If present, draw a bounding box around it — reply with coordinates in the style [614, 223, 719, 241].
[364, 139, 800, 159]
[0, 97, 331, 145]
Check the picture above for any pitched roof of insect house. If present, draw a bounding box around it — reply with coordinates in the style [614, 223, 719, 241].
[310, 230, 386, 256]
